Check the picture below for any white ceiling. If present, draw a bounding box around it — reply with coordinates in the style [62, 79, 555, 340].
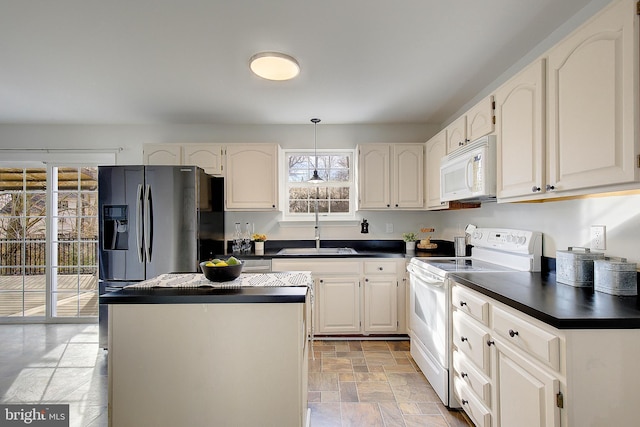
[0, 0, 597, 126]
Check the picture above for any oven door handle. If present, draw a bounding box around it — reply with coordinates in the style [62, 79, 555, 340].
[407, 264, 445, 286]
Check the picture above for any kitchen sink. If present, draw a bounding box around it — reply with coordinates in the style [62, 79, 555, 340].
[276, 247, 358, 256]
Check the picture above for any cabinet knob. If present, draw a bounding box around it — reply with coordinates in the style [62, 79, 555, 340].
[378, 267, 383, 271]
[461, 372, 468, 378]
[386, 204, 390, 207]
[508, 329, 519, 338]
[272, 204, 276, 208]
[531, 186, 541, 192]
[461, 399, 469, 405]
[546, 184, 555, 191]
[459, 301, 467, 307]
[487, 339, 495, 346]
[465, 138, 470, 143]
[459, 141, 464, 146]
[460, 336, 468, 342]
[395, 204, 399, 207]
[365, 278, 369, 282]
[319, 279, 324, 283]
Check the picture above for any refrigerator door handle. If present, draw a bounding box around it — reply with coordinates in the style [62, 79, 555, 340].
[136, 184, 144, 263]
[144, 184, 152, 262]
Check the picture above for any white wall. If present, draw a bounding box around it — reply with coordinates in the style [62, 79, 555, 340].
[2, 122, 639, 264]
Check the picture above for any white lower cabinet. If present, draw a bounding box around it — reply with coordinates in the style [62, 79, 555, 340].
[451, 280, 640, 427]
[494, 339, 560, 427]
[452, 283, 561, 427]
[316, 275, 361, 333]
[272, 258, 405, 335]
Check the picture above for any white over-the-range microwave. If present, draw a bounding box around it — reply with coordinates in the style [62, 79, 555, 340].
[440, 134, 497, 202]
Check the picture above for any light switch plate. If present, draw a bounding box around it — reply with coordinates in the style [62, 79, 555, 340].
[386, 223, 393, 233]
[590, 225, 606, 250]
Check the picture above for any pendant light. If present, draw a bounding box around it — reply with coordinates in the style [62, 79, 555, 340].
[308, 118, 323, 184]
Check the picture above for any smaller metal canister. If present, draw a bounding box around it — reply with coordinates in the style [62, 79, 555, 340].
[556, 247, 605, 287]
[594, 257, 637, 296]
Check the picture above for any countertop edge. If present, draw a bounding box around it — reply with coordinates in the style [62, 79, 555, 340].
[449, 272, 640, 330]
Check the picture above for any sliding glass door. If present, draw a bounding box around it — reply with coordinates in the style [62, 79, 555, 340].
[0, 166, 98, 321]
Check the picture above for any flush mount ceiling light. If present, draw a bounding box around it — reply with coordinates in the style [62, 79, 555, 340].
[308, 118, 323, 184]
[249, 52, 300, 81]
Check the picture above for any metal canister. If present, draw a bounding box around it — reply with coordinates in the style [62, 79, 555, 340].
[594, 257, 637, 296]
[556, 247, 605, 287]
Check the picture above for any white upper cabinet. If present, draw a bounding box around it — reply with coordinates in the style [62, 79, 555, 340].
[394, 144, 424, 208]
[144, 143, 223, 176]
[358, 144, 391, 209]
[495, 60, 546, 200]
[446, 115, 468, 154]
[143, 144, 182, 165]
[425, 129, 449, 210]
[546, 0, 638, 194]
[466, 95, 495, 142]
[358, 143, 424, 210]
[182, 144, 224, 176]
[447, 95, 495, 154]
[225, 144, 279, 210]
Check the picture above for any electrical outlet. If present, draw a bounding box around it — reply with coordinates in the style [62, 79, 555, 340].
[590, 225, 606, 250]
[386, 223, 393, 233]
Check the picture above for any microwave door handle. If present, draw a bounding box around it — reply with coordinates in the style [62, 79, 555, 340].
[466, 158, 474, 191]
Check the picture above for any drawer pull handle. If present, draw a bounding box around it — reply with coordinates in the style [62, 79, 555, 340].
[508, 329, 519, 338]
[459, 301, 467, 307]
[461, 372, 468, 378]
[487, 339, 495, 346]
[460, 336, 468, 342]
[461, 399, 469, 405]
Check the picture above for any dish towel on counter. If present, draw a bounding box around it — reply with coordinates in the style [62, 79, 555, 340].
[124, 271, 313, 290]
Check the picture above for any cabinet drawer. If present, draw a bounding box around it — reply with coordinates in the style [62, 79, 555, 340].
[453, 350, 491, 406]
[454, 376, 492, 427]
[452, 311, 491, 375]
[272, 260, 361, 275]
[492, 305, 560, 371]
[363, 260, 397, 275]
[452, 285, 489, 325]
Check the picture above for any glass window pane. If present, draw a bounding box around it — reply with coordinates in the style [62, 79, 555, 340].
[317, 201, 329, 213]
[57, 217, 78, 240]
[24, 241, 46, 267]
[330, 201, 350, 213]
[25, 193, 46, 217]
[0, 193, 22, 216]
[80, 168, 98, 191]
[56, 242, 78, 271]
[22, 292, 46, 317]
[80, 217, 98, 240]
[56, 192, 78, 216]
[25, 169, 47, 190]
[289, 200, 309, 213]
[0, 267, 23, 290]
[57, 167, 79, 190]
[0, 217, 24, 239]
[79, 241, 98, 268]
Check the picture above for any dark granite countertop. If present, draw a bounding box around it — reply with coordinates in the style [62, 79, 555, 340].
[100, 285, 308, 305]
[450, 271, 640, 329]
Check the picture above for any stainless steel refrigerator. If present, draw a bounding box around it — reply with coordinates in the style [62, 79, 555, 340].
[98, 165, 224, 348]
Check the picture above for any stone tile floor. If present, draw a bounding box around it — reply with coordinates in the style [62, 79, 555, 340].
[0, 324, 107, 427]
[308, 339, 472, 427]
[0, 324, 472, 427]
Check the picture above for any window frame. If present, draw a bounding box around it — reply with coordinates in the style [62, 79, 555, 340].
[280, 148, 356, 222]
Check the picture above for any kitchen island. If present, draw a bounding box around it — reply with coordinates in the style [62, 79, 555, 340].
[100, 271, 312, 427]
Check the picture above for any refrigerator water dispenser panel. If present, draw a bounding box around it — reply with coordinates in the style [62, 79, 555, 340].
[103, 205, 128, 250]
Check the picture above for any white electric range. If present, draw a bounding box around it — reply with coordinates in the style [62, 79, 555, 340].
[406, 228, 542, 408]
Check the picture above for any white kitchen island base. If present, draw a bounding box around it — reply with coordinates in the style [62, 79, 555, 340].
[108, 300, 309, 427]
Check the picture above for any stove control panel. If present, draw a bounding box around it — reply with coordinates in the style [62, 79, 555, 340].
[469, 228, 542, 255]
